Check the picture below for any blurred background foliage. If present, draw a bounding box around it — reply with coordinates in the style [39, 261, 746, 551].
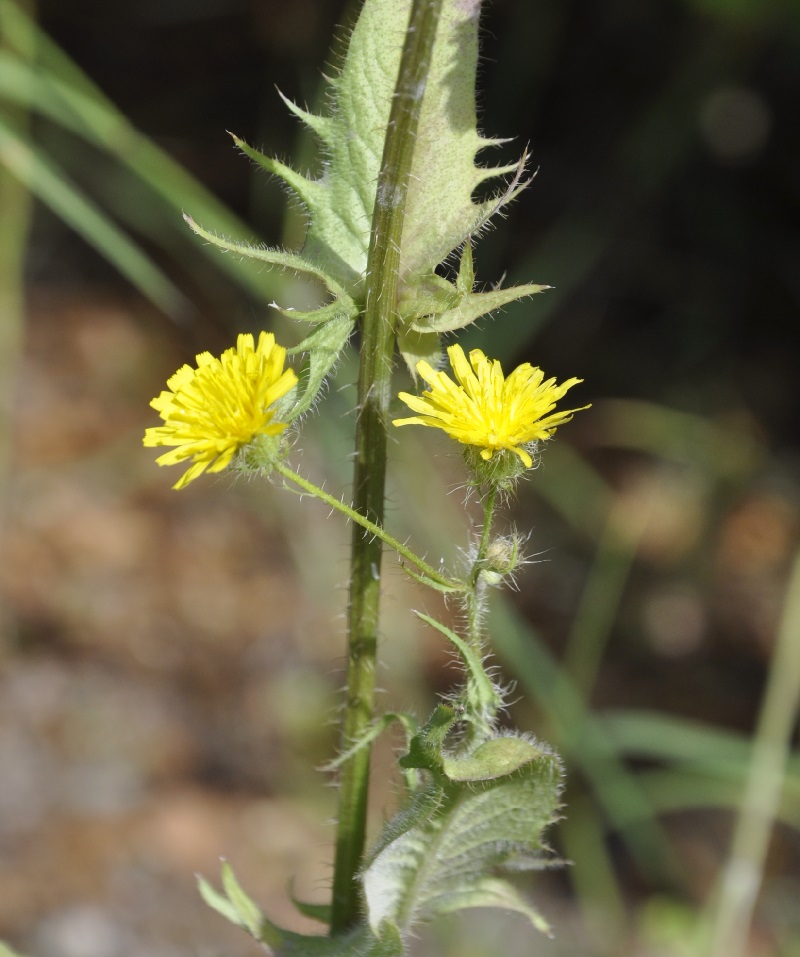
[1, 0, 800, 955]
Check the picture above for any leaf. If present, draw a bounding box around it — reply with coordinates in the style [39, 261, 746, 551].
[199, 863, 403, 956]
[396, 4, 531, 280]
[408, 281, 551, 335]
[288, 882, 331, 925]
[442, 734, 552, 783]
[276, 298, 353, 325]
[362, 741, 563, 939]
[398, 272, 462, 324]
[198, 869, 262, 938]
[258, 0, 532, 295]
[324, 711, 419, 772]
[221, 861, 268, 939]
[455, 238, 475, 295]
[397, 242, 550, 336]
[396, 326, 442, 379]
[287, 311, 355, 419]
[430, 875, 553, 937]
[399, 704, 458, 774]
[184, 214, 344, 297]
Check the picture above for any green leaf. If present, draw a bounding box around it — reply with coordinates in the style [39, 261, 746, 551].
[198, 873, 246, 929]
[184, 214, 344, 296]
[325, 711, 419, 773]
[396, 326, 442, 379]
[398, 272, 462, 324]
[287, 311, 355, 419]
[442, 734, 552, 783]
[220, 861, 267, 939]
[288, 882, 331, 925]
[431, 875, 553, 936]
[408, 280, 551, 335]
[396, 243, 549, 337]
[362, 742, 563, 939]
[258, 0, 532, 296]
[199, 863, 403, 956]
[277, 298, 354, 325]
[399, 704, 458, 773]
[198, 861, 284, 946]
[395, 6, 530, 280]
[455, 238, 475, 295]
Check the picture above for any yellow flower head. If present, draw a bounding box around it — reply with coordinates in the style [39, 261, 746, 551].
[143, 332, 297, 489]
[394, 344, 589, 469]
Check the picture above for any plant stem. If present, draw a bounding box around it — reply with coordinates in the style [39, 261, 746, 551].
[475, 486, 499, 573]
[466, 484, 498, 649]
[275, 462, 461, 591]
[329, 0, 443, 933]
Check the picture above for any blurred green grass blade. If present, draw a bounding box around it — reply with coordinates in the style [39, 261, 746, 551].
[530, 439, 613, 541]
[559, 794, 628, 943]
[603, 710, 753, 766]
[0, 115, 187, 317]
[604, 708, 800, 787]
[0, 6, 290, 303]
[561, 498, 645, 697]
[709, 550, 800, 957]
[0, 0, 34, 644]
[0, 942, 29, 957]
[0, 0, 100, 97]
[634, 767, 800, 827]
[605, 709, 800, 823]
[591, 398, 763, 478]
[0, 51, 280, 302]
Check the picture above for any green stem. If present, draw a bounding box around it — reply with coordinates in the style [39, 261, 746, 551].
[475, 487, 499, 575]
[466, 485, 499, 649]
[275, 463, 461, 591]
[329, 0, 443, 933]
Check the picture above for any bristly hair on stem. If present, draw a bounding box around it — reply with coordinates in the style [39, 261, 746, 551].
[329, 0, 446, 934]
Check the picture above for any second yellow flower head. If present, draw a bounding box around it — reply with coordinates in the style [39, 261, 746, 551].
[394, 344, 588, 468]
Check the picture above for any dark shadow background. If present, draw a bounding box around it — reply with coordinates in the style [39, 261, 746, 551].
[3, 1, 800, 955]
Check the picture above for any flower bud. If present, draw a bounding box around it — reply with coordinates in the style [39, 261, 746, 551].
[480, 533, 522, 586]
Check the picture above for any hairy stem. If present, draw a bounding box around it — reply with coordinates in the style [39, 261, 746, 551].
[466, 484, 498, 650]
[275, 463, 462, 591]
[329, 0, 443, 933]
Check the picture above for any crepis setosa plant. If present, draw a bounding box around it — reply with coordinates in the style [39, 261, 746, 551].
[143, 0, 590, 954]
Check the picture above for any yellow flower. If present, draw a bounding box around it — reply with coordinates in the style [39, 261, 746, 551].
[394, 344, 588, 468]
[143, 332, 297, 489]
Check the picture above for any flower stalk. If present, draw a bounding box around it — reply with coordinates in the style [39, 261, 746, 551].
[274, 463, 462, 592]
[330, 0, 444, 933]
[466, 483, 498, 650]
